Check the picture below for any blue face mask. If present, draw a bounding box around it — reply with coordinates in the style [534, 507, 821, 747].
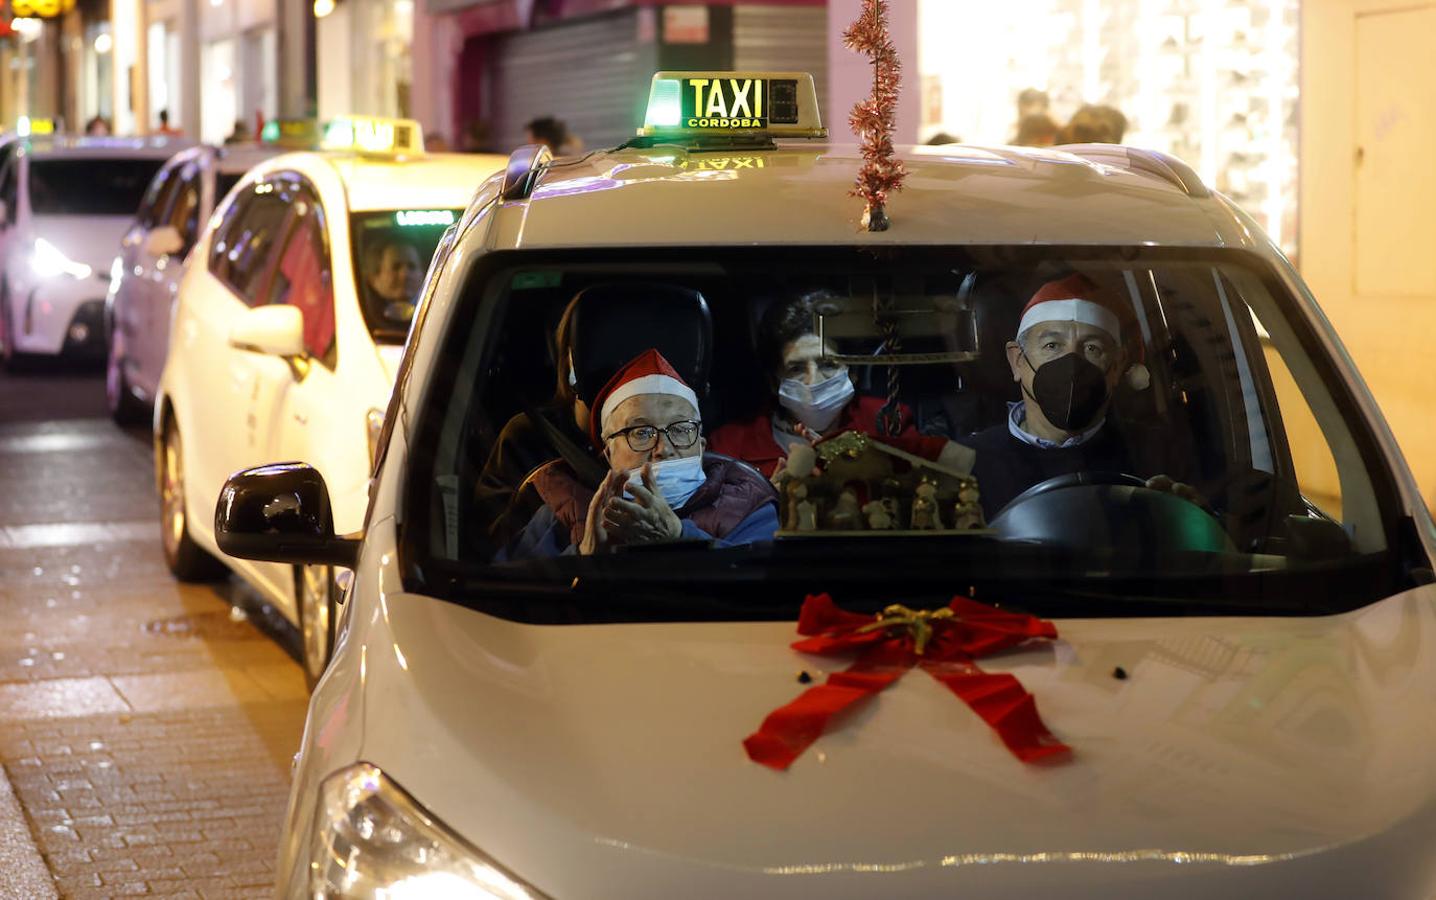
[777, 366, 855, 433]
[626, 455, 706, 511]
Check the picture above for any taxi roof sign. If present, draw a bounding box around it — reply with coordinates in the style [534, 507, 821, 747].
[639, 72, 826, 140]
[17, 116, 54, 137]
[321, 115, 424, 156]
[261, 118, 320, 148]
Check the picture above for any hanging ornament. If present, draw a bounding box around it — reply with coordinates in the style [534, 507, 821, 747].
[843, 0, 907, 232]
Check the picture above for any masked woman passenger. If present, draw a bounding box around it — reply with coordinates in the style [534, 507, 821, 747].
[709, 294, 974, 478]
[502, 350, 778, 559]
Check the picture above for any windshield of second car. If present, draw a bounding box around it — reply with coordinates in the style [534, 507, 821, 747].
[29, 158, 165, 216]
[349, 209, 460, 343]
[404, 247, 1401, 621]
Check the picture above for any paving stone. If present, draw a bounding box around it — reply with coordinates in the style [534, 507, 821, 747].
[0, 400, 309, 897]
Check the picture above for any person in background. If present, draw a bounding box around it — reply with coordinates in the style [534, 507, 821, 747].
[925, 132, 961, 145]
[525, 116, 584, 156]
[709, 293, 975, 479]
[361, 236, 423, 323]
[502, 349, 778, 559]
[1017, 88, 1049, 120]
[84, 116, 111, 137]
[1014, 113, 1059, 147]
[1056, 104, 1127, 144]
[155, 109, 182, 137]
[224, 120, 251, 145]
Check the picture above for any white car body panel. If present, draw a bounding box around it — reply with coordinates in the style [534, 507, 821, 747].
[295, 525, 1436, 898]
[268, 142, 1436, 897]
[156, 148, 506, 622]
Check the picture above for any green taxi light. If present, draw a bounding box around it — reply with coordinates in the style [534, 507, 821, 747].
[638, 71, 826, 140]
[644, 78, 683, 129]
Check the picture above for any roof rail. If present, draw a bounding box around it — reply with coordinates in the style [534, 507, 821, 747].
[1057, 144, 1209, 199]
[501, 144, 553, 202]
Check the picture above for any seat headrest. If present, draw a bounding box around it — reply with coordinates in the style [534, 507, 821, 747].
[568, 283, 712, 406]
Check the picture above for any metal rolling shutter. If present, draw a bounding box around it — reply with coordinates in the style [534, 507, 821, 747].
[733, 5, 828, 109]
[488, 10, 649, 153]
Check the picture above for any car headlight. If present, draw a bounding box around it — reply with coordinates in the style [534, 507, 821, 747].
[310, 762, 544, 899]
[32, 238, 93, 280]
[366, 407, 385, 470]
[108, 255, 124, 295]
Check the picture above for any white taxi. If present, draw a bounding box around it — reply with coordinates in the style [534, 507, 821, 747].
[106, 138, 297, 423]
[217, 75, 1436, 898]
[0, 132, 190, 366]
[154, 116, 506, 685]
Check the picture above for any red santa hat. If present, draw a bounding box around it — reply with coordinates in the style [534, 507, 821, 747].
[1017, 273, 1150, 390]
[592, 348, 700, 444]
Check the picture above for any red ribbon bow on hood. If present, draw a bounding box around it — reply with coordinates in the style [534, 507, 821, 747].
[743, 593, 1071, 768]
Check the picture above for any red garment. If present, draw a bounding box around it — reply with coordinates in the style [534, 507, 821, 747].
[708, 395, 947, 477]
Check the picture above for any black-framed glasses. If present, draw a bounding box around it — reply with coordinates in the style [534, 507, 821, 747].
[604, 420, 702, 453]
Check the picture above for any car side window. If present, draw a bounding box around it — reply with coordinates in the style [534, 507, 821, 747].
[137, 162, 178, 229]
[266, 186, 337, 366]
[166, 162, 203, 252]
[208, 178, 295, 306]
[0, 147, 19, 225]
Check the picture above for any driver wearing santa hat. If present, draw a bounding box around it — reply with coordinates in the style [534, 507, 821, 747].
[958, 273, 1197, 518]
[502, 349, 779, 559]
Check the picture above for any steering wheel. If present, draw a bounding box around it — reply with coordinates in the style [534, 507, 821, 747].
[1000, 471, 1148, 511]
[990, 470, 1233, 554]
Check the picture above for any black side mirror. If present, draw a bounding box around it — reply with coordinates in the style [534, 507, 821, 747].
[215, 462, 361, 568]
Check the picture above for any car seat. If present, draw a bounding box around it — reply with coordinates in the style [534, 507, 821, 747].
[568, 282, 713, 408]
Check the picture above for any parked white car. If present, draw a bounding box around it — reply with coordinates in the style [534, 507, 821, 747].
[218, 75, 1436, 898]
[106, 142, 286, 423]
[154, 116, 506, 686]
[0, 135, 190, 366]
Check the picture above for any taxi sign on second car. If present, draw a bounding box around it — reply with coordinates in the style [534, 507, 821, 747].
[640, 71, 826, 140]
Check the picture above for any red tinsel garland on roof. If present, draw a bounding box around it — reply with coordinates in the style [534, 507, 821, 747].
[844, 0, 907, 232]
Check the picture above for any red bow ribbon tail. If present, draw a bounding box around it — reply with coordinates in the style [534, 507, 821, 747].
[743, 645, 909, 771]
[921, 664, 1071, 762]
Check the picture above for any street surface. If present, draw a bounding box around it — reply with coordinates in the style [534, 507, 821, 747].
[0, 362, 307, 898]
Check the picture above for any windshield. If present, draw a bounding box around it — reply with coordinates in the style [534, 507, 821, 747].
[28, 158, 165, 216]
[400, 246, 1408, 623]
[349, 209, 461, 344]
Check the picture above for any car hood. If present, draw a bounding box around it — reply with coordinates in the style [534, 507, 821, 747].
[32, 215, 130, 273]
[359, 587, 1436, 898]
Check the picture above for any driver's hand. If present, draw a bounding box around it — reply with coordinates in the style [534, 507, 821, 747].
[1145, 474, 1205, 508]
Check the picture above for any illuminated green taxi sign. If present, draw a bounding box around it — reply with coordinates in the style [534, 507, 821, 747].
[395, 209, 456, 227]
[261, 118, 320, 147]
[639, 71, 826, 139]
[321, 115, 424, 156]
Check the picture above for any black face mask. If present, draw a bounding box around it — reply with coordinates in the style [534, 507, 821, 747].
[1023, 351, 1111, 433]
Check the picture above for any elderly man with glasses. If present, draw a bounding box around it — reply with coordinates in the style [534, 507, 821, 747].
[501, 349, 779, 559]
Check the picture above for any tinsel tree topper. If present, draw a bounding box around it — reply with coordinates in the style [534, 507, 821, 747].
[844, 0, 907, 232]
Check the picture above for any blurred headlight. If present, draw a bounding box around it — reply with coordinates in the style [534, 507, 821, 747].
[366, 407, 385, 469]
[310, 762, 543, 899]
[32, 238, 93, 280]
